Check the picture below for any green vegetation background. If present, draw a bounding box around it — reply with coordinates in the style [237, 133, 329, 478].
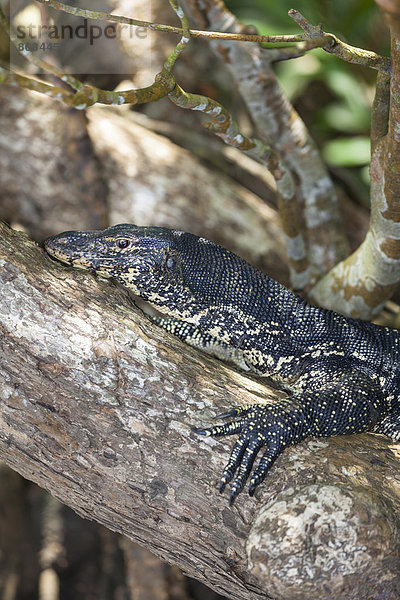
[225, 0, 390, 205]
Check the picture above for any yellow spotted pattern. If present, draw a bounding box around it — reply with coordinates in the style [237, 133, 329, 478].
[44, 224, 400, 505]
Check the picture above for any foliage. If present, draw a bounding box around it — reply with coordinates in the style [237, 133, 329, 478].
[226, 0, 389, 197]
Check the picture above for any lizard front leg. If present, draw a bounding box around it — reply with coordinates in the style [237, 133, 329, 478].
[194, 370, 388, 504]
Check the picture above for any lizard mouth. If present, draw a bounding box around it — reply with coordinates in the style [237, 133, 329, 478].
[45, 245, 89, 268]
[44, 235, 97, 267]
[44, 246, 73, 267]
[44, 242, 114, 281]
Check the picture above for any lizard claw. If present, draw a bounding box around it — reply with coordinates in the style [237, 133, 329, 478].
[219, 477, 229, 494]
[214, 409, 238, 420]
[229, 484, 241, 506]
[193, 400, 308, 503]
[214, 404, 252, 420]
[191, 426, 210, 436]
[191, 419, 245, 437]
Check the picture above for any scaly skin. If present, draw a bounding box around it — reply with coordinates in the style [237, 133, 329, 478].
[44, 224, 400, 505]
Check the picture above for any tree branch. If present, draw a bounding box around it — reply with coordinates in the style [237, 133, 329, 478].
[32, 0, 391, 72]
[31, 0, 308, 44]
[310, 5, 400, 318]
[182, 0, 350, 288]
[371, 71, 390, 153]
[1, 221, 400, 600]
[374, 0, 400, 229]
[288, 9, 391, 73]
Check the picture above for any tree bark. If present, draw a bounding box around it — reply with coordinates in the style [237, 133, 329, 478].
[0, 88, 108, 239]
[1, 222, 400, 600]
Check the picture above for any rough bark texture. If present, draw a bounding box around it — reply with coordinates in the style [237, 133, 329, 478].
[0, 88, 108, 239]
[1, 222, 400, 600]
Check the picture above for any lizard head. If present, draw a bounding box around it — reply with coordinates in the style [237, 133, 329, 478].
[44, 223, 265, 319]
[45, 223, 182, 295]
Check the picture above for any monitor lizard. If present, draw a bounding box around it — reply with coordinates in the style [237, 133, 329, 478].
[44, 224, 400, 505]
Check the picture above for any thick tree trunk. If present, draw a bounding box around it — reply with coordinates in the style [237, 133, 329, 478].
[1, 222, 400, 600]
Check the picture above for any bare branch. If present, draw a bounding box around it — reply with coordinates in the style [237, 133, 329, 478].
[0, 64, 171, 108]
[30, 0, 391, 73]
[265, 35, 332, 63]
[182, 0, 349, 287]
[32, 0, 310, 44]
[375, 2, 400, 229]
[0, 67, 76, 101]
[310, 5, 400, 316]
[289, 9, 391, 73]
[164, 0, 191, 71]
[0, 2, 179, 108]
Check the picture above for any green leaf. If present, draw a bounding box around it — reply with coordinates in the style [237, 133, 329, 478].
[322, 136, 370, 166]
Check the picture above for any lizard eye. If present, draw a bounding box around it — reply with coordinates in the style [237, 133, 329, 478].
[117, 239, 130, 249]
[166, 256, 175, 269]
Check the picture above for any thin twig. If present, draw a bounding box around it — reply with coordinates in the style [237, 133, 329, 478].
[164, 0, 191, 71]
[168, 84, 257, 152]
[32, 0, 390, 72]
[266, 36, 332, 62]
[0, 66, 75, 100]
[0, 1, 175, 108]
[0, 64, 171, 108]
[34, 0, 306, 44]
[289, 9, 391, 73]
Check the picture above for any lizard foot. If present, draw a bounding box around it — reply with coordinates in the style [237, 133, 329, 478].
[193, 401, 308, 505]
